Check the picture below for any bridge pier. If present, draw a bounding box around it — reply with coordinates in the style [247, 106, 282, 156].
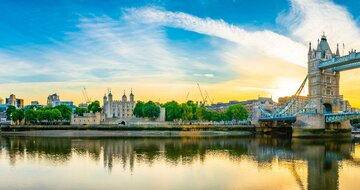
[292, 113, 351, 137]
[292, 113, 325, 129]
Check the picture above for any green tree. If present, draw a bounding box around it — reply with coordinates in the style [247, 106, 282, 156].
[6, 105, 16, 120]
[133, 101, 145, 118]
[181, 104, 193, 121]
[11, 109, 24, 125]
[143, 101, 160, 119]
[49, 109, 62, 124]
[163, 101, 183, 121]
[195, 105, 206, 121]
[75, 107, 87, 116]
[225, 104, 248, 122]
[87, 100, 102, 113]
[186, 100, 198, 120]
[25, 108, 37, 124]
[55, 104, 72, 120]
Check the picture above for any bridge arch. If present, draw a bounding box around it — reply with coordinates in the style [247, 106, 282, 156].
[323, 103, 333, 114]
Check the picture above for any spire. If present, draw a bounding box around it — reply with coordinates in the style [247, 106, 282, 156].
[321, 32, 326, 40]
[336, 43, 340, 57]
[130, 88, 134, 96]
[308, 42, 312, 54]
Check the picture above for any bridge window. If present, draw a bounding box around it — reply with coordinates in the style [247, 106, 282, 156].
[326, 77, 331, 83]
[326, 89, 331, 95]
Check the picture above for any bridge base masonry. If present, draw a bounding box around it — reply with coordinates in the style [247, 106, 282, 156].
[292, 113, 352, 137]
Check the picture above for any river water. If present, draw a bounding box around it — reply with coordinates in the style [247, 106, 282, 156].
[0, 136, 360, 190]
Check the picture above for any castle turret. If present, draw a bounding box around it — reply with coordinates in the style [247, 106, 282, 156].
[107, 89, 113, 118]
[130, 89, 134, 103]
[122, 90, 127, 102]
[103, 93, 107, 114]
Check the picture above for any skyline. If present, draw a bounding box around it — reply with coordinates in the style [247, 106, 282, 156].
[1, 0, 360, 106]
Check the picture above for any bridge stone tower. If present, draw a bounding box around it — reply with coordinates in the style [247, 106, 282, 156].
[308, 34, 341, 114]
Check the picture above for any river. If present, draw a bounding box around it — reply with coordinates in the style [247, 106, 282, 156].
[0, 135, 359, 190]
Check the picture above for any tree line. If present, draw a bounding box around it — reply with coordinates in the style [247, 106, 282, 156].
[133, 101, 160, 119]
[132, 100, 248, 122]
[6, 100, 102, 125]
[162, 100, 248, 122]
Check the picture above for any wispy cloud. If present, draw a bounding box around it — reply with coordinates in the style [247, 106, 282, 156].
[124, 7, 308, 67]
[277, 0, 360, 51]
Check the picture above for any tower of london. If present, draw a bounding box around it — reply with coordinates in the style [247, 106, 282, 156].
[103, 89, 135, 118]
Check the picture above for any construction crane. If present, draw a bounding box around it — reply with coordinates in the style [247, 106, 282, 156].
[205, 90, 214, 105]
[185, 92, 190, 102]
[197, 83, 206, 105]
[82, 87, 91, 104]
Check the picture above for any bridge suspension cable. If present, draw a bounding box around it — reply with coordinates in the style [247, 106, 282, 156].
[258, 75, 308, 117]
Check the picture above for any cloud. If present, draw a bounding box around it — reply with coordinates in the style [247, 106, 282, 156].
[0, 15, 189, 83]
[277, 0, 360, 52]
[124, 7, 308, 67]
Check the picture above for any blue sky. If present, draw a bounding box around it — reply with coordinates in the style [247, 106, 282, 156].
[1, 0, 360, 105]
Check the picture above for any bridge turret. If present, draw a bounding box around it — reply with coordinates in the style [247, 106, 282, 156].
[308, 34, 340, 114]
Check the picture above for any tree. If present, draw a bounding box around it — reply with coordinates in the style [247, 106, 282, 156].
[181, 104, 193, 121]
[163, 101, 183, 121]
[25, 109, 37, 124]
[133, 101, 145, 117]
[87, 100, 102, 113]
[186, 101, 198, 120]
[195, 105, 206, 121]
[55, 104, 72, 120]
[49, 109, 62, 124]
[225, 104, 248, 122]
[6, 105, 16, 120]
[11, 109, 24, 125]
[75, 107, 87, 116]
[143, 101, 160, 119]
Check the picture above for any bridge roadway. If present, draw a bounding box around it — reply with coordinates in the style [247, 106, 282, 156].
[258, 112, 360, 124]
[318, 52, 360, 71]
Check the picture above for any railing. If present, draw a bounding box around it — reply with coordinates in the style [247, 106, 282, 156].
[325, 112, 360, 123]
[318, 52, 360, 69]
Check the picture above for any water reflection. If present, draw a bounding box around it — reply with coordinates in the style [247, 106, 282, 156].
[0, 136, 359, 190]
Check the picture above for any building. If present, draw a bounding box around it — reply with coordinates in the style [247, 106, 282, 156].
[31, 101, 39, 106]
[52, 100, 75, 109]
[78, 103, 88, 108]
[207, 97, 275, 115]
[278, 96, 308, 115]
[47, 93, 60, 106]
[71, 112, 105, 125]
[0, 97, 3, 104]
[6, 94, 24, 109]
[103, 89, 135, 119]
[0, 104, 7, 122]
[157, 107, 166, 122]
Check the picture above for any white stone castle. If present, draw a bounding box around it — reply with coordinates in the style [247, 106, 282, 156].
[103, 89, 135, 119]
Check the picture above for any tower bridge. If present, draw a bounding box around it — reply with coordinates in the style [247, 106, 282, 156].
[254, 34, 360, 135]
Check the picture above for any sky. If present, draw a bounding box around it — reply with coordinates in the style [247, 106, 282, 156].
[0, 0, 360, 107]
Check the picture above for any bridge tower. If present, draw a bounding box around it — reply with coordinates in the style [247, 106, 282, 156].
[308, 34, 341, 114]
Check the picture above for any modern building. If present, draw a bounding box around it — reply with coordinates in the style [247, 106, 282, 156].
[103, 89, 135, 119]
[52, 100, 75, 109]
[47, 93, 60, 106]
[71, 112, 105, 125]
[78, 103, 88, 108]
[31, 101, 39, 106]
[0, 104, 7, 122]
[6, 94, 24, 109]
